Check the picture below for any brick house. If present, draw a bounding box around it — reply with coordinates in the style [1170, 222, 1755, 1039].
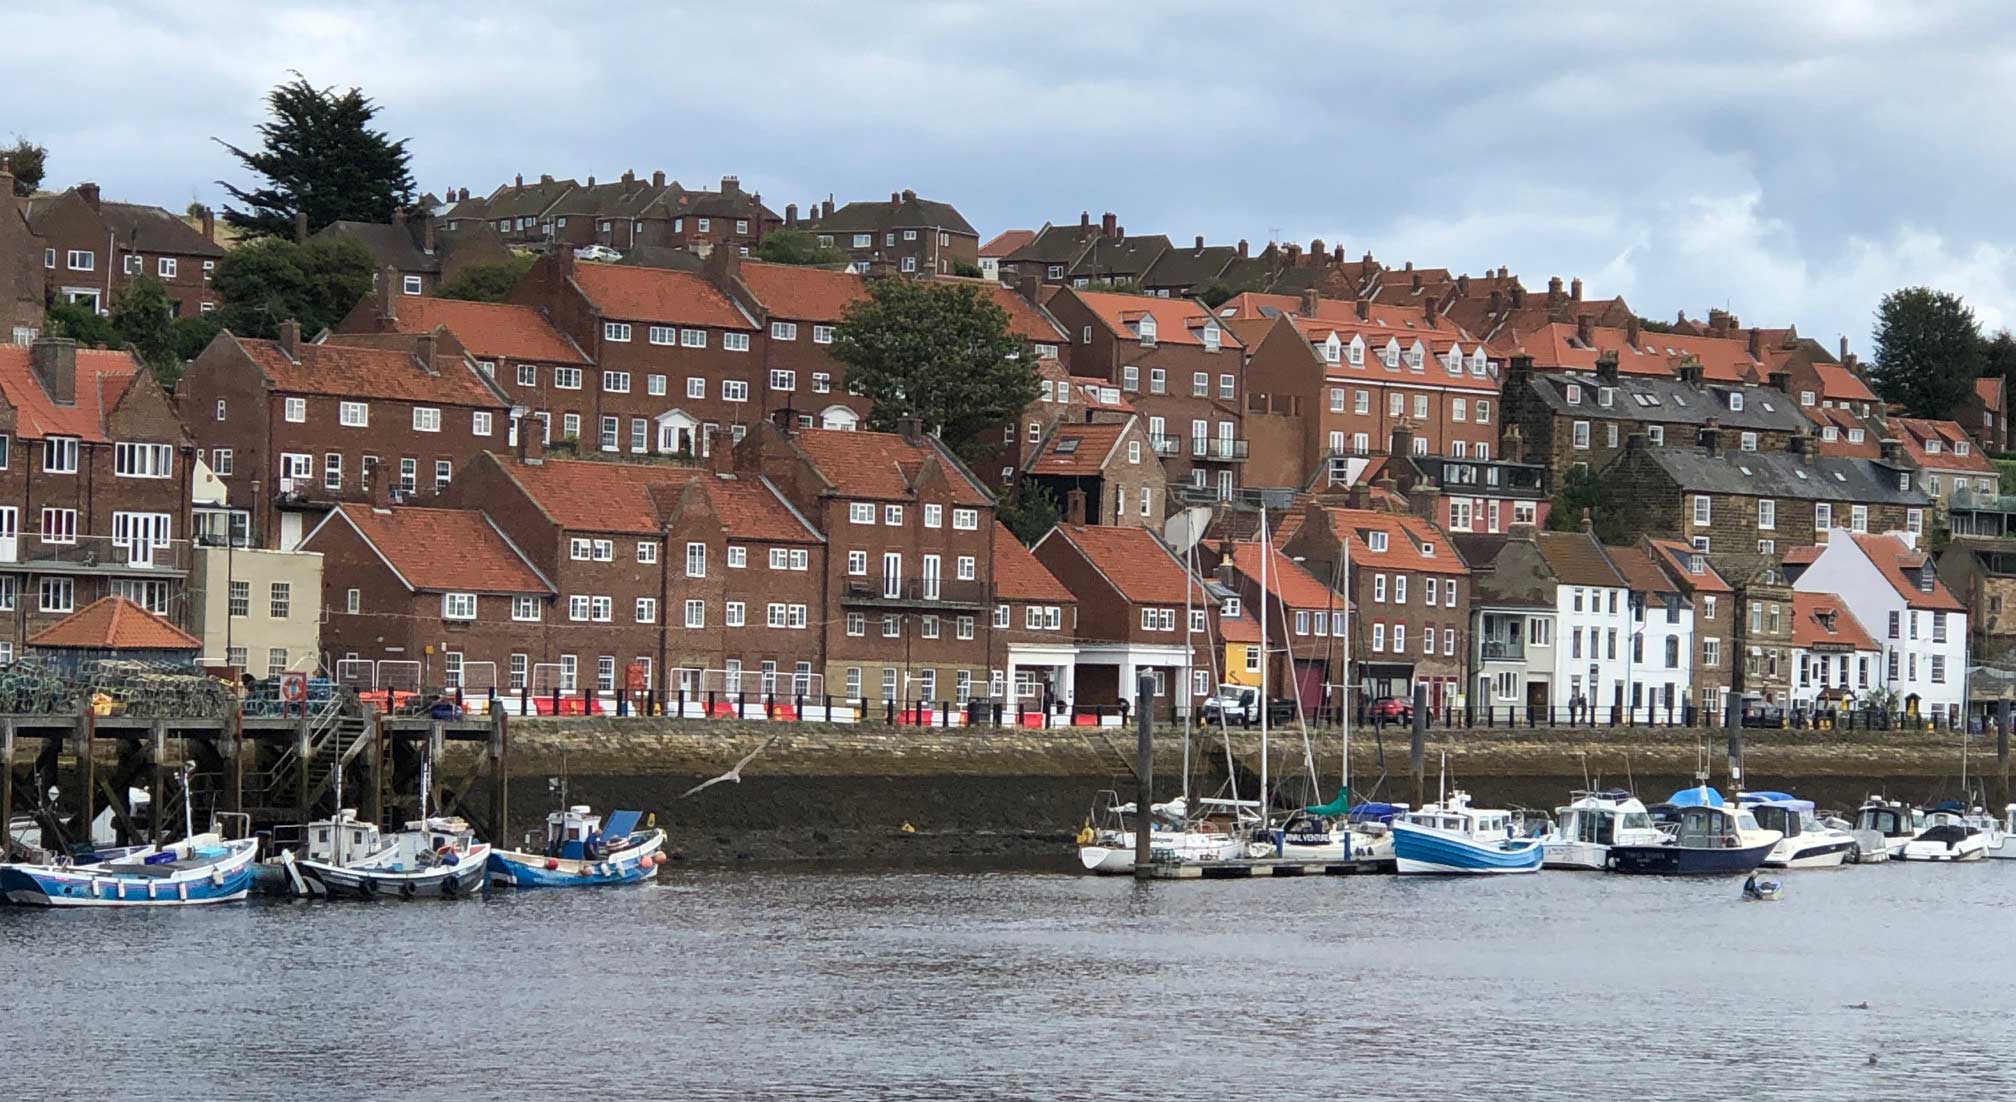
[180, 322, 513, 549]
[1018, 416, 1168, 530]
[723, 259, 870, 430]
[1646, 537, 1736, 714]
[1280, 503, 1470, 711]
[804, 190, 979, 276]
[442, 448, 825, 702]
[2, 161, 43, 343]
[332, 283, 593, 434]
[1031, 516, 1221, 715]
[1969, 376, 2007, 453]
[629, 176, 780, 256]
[462, 174, 580, 249]
[1787, 590, 1881, 713]
[508, 250, 763, 456]
[1936, 493, 2016, 663]
[1329, 431, 1551, 536]
[1042, 287, 1246, 499]
[301, 500, 553, 693]
[0, 338, 196, 655]
[1891, 417, 1998, 518]
[1730, 563, 1797, 707]
[997, 216, 1104, 286]
[25, 183, 225, 317]
[989, 523, 1079, 710]
[313, 214, 513, 297]
[742, 420, 999, 706]
[1211, 539, 1347, 712]
[1066, 232, 1171, 288]
[1140, 236, 1238, 298]
[1596, 429, 1933, 560]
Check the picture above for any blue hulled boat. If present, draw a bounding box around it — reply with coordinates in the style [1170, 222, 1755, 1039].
[486, 806, 666, 888]
[1390, 790, 1544, 874]
[0, 832, 258, 907]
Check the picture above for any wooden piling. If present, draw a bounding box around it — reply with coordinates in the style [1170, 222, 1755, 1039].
[78, 711, 95, 846]
[149, 722, 166, 846]
[294, 714, 311, 822]
[427, 720, 446, 814]
[490, 708, 509, 847]
[1410, 683, 1427, 808]
[0, 719, 13, 860]
[1132, 671, 1154, 877]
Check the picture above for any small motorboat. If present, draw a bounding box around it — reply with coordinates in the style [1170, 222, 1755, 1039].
[1987, 805, 2016, 860]
[1742, 873, 1783, 901]
[1740, 792, 1856, 869]
[1899, 803, 1987, 862]
[1851, 797, 1919, 861]
[1606, 790, 1781, 875]
[487, 806, 666, 888]
[293, 815, 491, 899]
[1391, 790, 1544, 875]
[1076, 792, 1244, 874]
[1543, 789, 1666, 870]
[0, 830, 257, 907]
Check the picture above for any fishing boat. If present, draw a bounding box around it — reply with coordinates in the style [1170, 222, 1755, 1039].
[252, 808, 385, 896]
[486, 806, 666, 888]
[290, 815, 491, 899]
[1605, 792, 1781, 875]
[1851, 797, 1920, 861]
[1077, 793, 1244, 874]
[1543, 790, 1666, 870]
[1899, 803, 1988, 862]
[0, 825, 257, 907]
[1739, 792, 1856, 869]
[1390, 789, 1544, 875]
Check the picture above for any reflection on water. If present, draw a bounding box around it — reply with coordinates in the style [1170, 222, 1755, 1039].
[2, 861, 2012, 1100]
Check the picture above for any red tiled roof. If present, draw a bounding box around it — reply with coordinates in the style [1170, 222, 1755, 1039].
[0, 346, 141, 442]
[1050, 524, 1206, 605]
[1215, 292, 1469, 336]
[980, 229, 1036, 258]
[1226, 541, 1340, 610]
[1893, 417, 1995, 473]
[982, 282, 1067, 344]
[1814, 364, 1877, 403]
[383, 297, 588, 365]
[570, 263, 754, 329]
[1604, 545, 1678, 595]
[1219, 610, 1262, 643]
[1072, 376, 1134, 412]
[1808, 406, 1880, 458]
[1647, 538, 1733, 594]
[1074, 289, 1240, 349]
[739, 261, 864, 322]
[1030, 423, 1128, 476]
[1977, 376, 2004, 414]
[1318, 507, 1468, 575]
[1501, 322, 1764, 384]
[791, 428, 990, 506]
[1849, 532, 1964, 612]
[500, 458, 817, 541]
[1792, 591, 1878, 651]
[1783, 545, 1824, 566]
[327, 504, 551, 594]
[992, 523, 1073, 602]
[27, 597, 201, 650]
[1293, 318, 1500, 393]
[241, 337, 503, 407]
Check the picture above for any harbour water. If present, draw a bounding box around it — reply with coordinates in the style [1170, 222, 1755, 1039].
[3, 860, 2013, 1100]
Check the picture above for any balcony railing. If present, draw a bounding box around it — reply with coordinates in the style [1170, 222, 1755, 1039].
[7, 534, 192, 574]
[1191, 438, 1250, 461]
[1478, 639, 1526, 661]
[1148, 433, 1183, 457]
[840, 578, 989, 608]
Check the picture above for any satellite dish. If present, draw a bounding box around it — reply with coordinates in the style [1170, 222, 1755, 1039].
[1162, 505, 1214, 555]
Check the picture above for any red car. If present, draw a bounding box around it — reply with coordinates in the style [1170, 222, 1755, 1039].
[1368, 696, 1414, 723]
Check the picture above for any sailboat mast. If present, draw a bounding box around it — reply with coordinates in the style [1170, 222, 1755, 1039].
[1341, 534, 1352, 800]
[332, 748, 345, 865]
[1183, 540, 1195, 801]
[1258, 506, 1270, 830]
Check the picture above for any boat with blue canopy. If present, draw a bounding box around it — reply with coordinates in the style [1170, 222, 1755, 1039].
[486, 806, 666, 888]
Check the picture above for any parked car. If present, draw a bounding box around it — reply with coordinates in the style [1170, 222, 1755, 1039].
[1198, 685, 1297, 725]
[1368, 696, 1414, 724]
[1739, 695, 1786, 728]
[574, 244, 623, 262]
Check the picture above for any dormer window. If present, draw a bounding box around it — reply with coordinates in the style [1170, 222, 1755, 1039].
[1222, 597, 1240, 617]
[1926, 439, 1941, 454]
[1957, 441, 1971, 456]
[1688, 553, 1704, 575]
[1848, 429, 1865, 444]
[1382, 347, 1399, 368]
[1367, 531, 1389, 552]
[1821, 426, 1838, 442]
[1202, 323, 1221, 351]
[1919, 564, 1935, 593]
[1137, 315, 1157, 345]
[1599, 388, 1614, 408]
[1421, 541, 1436, 557]
[1899, 473, 1911, 492]
[1728, 392, 1744, 412]
[1566, 384, 1582, 405]
[1348, 338, 1365, 366]
[1323, 335, 1342, 364]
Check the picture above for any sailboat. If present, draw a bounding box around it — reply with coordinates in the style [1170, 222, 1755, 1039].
[1077, 791, 1244, 873]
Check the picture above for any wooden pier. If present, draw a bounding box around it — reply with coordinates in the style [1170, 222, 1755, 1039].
[1137, 856, 1377, 879]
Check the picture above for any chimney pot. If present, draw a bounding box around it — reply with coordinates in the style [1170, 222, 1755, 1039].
[1194, 235, 1204, 250]
[1570, 277, 1583, 302]
[652, 170, 665, 188]
[1579, 508, 1593, 534]
[901, 188, 915, 202]
[892, 191, 902, 205]
[514, 174, 523, 187]
[1236, 238, 1248, 258]
[1311, 238, 1325, 257]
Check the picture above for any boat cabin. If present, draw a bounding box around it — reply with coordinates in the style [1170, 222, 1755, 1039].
[1854, 801, 1915, 839]
[1743, 795, 1816, 840]
[1671, 806, 1759, 849]
[1401, 806, 1512, 841]
[305, 810, 382, 862]
[1557, 792, 1654, 846]
[543, 806, 644, 860]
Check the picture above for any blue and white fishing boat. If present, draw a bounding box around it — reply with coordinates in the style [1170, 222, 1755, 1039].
[1390, 789, 1544, 875]
[486, 806, 666, 888]
[0, 830, 256, 907]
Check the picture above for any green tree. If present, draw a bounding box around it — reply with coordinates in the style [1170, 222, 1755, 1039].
[1868, 287, 1982, 419]
[110, 275, 181, 385]
[833, 278, 1036, 458]
[215, 75, 415, 238]
[170, 314, 224, 366]
[1982, 328, 2016, 380]
[3, 137, 46, 196]
[43, 301, 118, 347]
[437, 254, 535, 302]
[950, 259, 983, 279]
[1077, 278, 1144, 295]
[212, 235, 375, 338]
[752, 229, 847, 266]
[998, 482, 1062, 545]
[1545, 465, 1608, 535]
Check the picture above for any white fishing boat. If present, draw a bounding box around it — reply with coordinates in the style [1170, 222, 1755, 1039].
[1899, 804, 1988, 862]
[1851, 797, 1920, 861]
[1543, 790, 1666, 870]
[1391, 789, 1544, 875]
[1077, 792, 1244, 874]
[1739, 792, 1856, 868]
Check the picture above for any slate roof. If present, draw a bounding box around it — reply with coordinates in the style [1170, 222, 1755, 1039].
[323, 504, 551, 595]
[27, 597, 202, 651]
[381, 297, 588, 365]
[809, 193, 976, 237]
[791, 428, 992, 506]
[1523, 371, 1812, 433]
[1849, 532, 1964, 611]
[1002, 223, 1099, 266]
[739, 261, 864, 322]
[1536, 531, 1625, 588]
[99, 200, 226, 257]
[1637, 446, 1931, 506]
[1792, 592, 1877, 650]
[992, 523, 1073, 603]
[569, 264, 755, 329]
[1069, 235, 1171, 280]
[481, 178, 578, 220]
[1139, 243, 1236, 291]
[0, 346, 142, 442]
[498, 459, 817, 541]
[239, 336, 504, 407]
[317, 220, 441, 272]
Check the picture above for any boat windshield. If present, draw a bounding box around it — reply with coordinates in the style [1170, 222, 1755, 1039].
[1619, 811, 1652, 831]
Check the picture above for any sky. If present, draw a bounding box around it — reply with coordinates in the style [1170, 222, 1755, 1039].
[13, 1, 2016, 353]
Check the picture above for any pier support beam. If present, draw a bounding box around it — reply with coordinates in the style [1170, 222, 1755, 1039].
[1724, 692, 1744, 795]
[0, 719, 12, 860]
[294, 715, 311, 823]
[1410, 683, 1427, 808]
[489, 709, 509, 848]
[1132, 670, 1154, 877]
[76, 711, 95, 847]
[149, 722, 166, 846]
[427, 721, 446, 815]
[363, 717, 384, 828]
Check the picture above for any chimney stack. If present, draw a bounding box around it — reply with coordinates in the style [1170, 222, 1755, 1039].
[1100, 212, 1117, 237]
[1509, 286, 1526, 310]
[785, 203, 798, 227]
[377, 265, 398, 324]
[414, 332, 438, 374]
[1017, 274, 1042, 308]
[1311, 238, 1325, 257]
[1236, 238, 1248, 258]
[200, 206, 214, 242]
[1546, 276, 1564, 306]
[1748, 326, 1762, 359]
[277, 320, 301, 359]
[1410, 272, 1422, 291]
[652, 170, 666, 188]
[1488, 289, 1503, 314]
[1501, 424, 1525, 465]
[1389, 422, 1416, 458]
[514, 174, 523, 187]
[1408, 482, 1442, 523]
[1299, 289, 1319, 318]
[1595, 350, 1619, 385]
[1456, 274, 1470, 297]
[1570, 277, 1583, 302]
[1066, 487, 1087, 526]
[1576, 313, 1593, 346]
[1579, 508, 1593, 534]
[421, 213, 436, 254]
[1194, 235, 1204, 251]
[1839, 335, 1849, 361]
[897, 415, 924, 443]
[458, 187, 469, 201]
[901, 188, 915, 202]
[28, 337, 77, 405]
[293, 209, 309, 243]
[772, 407, 798, 437]
[1423, 295, 1438, 326]
[1354, 297, 1370, 322]
[1879, 438, 1902, 463]
[515, 416, 546, 465]
[1699, 418, 1720, 456]
[621, 170, 634, 185]
[1626, 315, 1641, 347]
[77, 182, 100, 210]
[1768, 369, 1792, 395]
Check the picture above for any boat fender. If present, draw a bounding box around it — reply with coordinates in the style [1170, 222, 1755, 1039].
[210, 867, 225, 887]
[440, 874, 459, 898]
[544, 858, 560, 871]
[399, 881, 415, 900]
[577, 864, 592, 875]
[1075, 825, 1094, 845]
[359, 877, 377, 899]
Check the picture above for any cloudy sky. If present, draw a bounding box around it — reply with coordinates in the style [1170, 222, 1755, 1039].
[14, 2, 2015, 350]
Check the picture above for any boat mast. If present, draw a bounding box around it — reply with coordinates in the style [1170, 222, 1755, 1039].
[332, 745, 345, 865]
[1340, 533, 1352, 801]
[1183, 540, 1195, 801]
[1258, 505, 1270, 831]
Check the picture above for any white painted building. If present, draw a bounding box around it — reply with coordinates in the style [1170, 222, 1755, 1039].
[1607, 545, 1694, 719]
[1787, 591, 1882, 711]
[1791, 529, 1969, 721]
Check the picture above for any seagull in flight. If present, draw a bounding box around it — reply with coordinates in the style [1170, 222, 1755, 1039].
[680, 735, 780, 798]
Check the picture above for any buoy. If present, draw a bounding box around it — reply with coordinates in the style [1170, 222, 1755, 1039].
[544, 858, 560, 870]
[901, 821, 917, 834]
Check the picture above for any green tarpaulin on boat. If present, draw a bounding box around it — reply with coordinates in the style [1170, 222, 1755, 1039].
[1303, 792, 1350, 816]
